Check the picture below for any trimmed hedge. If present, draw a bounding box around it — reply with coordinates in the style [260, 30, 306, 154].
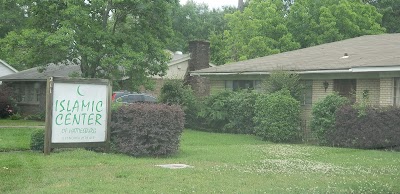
[254, 90, 301, 142]
[110, 103, 184, 157]
[331, 105, 400, 149]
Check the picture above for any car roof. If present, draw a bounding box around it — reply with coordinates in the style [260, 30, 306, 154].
[115, 93, 157, 103]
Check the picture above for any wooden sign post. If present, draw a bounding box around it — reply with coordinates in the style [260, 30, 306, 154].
[44, 77, 112, 155]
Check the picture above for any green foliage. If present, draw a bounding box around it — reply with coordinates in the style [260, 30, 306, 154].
[287, 0, 385, 48]
[370, 0, 400, 33]
[310, 93, 349, 144]
[24, 112, 46, 121]
[111, 101, 123, 112]
[9, 113, 21, 120]
[210, 0, 385, 65]
[0, 0, 176, 91]
[223, 90, 258, 134]
[159, 80, 199, 128]
[30, 128, 45, 152]
[197, 90, 259, 134]
[0, 0, 27, 39]
[262, 71, 303, 100]
[198, 91, 233, 131]
[353, 89, 370, 117]
[218, 0, 300, 64]
[254, 90, 301, 142]
[168, 1, 235, 52]
[111, 103, 185, 157]
[210, 32, 229, 65]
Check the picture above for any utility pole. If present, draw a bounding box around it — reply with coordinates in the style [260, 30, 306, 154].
[238, 0, 244, 12]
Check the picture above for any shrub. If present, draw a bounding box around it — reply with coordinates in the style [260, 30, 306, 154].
[197, 90, 259, 134]
[10, 113, 22, 120]
[254, 90, 301, 142]
[111, 101, 123, 112]
[262, 71, 303, 101]
[223, 90, 258, 134]
[25, 112, 46, 121]
[0, 84, 17, 118]
[310, 93, 349, 144]
[198, 91, 233, 132]
[331, 105, 400, 149]
[159, 80, 200, 128]
[110, 103, 184, 157]
[30, 128, 45, 151]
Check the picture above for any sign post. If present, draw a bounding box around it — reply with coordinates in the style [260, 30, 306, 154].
[44, 77, 111, 155]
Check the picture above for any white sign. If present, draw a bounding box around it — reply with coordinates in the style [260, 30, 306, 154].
[51, 83, 108, 143]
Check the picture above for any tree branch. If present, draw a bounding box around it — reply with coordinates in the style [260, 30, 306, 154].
[102, 0, 113, 30]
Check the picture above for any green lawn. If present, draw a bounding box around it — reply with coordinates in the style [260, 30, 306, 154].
[0, 128, 399, 193]
[0, 119, 45, 126]
[0, 128, 33, 152]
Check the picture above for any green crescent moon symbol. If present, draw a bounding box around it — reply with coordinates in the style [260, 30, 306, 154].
[77, 85, 84, 96]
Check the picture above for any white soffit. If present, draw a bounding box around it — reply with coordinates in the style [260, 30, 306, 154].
[351, 66, 400, 72]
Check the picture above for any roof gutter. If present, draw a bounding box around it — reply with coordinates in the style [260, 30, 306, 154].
[190, 66, 400, 76]
[190, 69, 351, 76]
[0, 79, 47, 82]
[351, 66, 400, 72]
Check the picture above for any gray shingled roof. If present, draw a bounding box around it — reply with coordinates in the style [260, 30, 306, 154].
[0, 64, 81, 81]
[192, 33, 400, 75]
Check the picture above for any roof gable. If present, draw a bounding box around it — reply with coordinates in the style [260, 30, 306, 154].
[0, 64, 81, 81]
[0, 59, 18, 73]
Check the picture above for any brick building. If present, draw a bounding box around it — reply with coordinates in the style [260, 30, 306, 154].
[190, 34, 400, 133]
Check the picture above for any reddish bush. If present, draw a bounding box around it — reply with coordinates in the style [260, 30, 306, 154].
[331, 105, 400, 149]
[110, 103, 185, 157]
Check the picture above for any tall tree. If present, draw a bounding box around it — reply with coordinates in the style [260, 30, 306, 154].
[167, 0, 234, 52]
[0, 0, 27, 39]
[370, 0, 400, 33]
[0, 0, 177, 91]
[287, 0, 385, 48]
[214, 0, 300, 64]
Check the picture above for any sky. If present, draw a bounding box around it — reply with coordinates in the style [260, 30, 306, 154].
[179, 0, 238, 9]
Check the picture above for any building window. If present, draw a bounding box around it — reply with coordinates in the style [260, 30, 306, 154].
[394, 78, 400, 106]
[14, 83, 41, 104]
[301, 80, 313, 105]
[225, 80, 261, 91]
[334, 79, 356, 103]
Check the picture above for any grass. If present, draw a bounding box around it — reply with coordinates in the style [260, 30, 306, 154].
[0, 119, 45, 126]
[0, 128, 34, 151]
[1, 128, 400, 193]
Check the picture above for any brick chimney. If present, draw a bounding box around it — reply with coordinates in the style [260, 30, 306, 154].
[188, 40, 210, 71]
[185, 40, 211, 98]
